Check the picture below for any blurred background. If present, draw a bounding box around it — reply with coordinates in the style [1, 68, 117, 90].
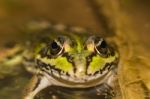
[0, 0, 149, 47]
[0, 0, 149, 99]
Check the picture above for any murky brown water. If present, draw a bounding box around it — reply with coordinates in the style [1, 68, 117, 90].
[0, 0, 149, 99]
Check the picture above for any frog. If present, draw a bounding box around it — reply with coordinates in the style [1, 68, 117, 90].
[0, 21, 119, 99]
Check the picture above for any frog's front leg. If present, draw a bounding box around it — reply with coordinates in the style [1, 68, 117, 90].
[23, 74, 51, 99]
[96, 83, 115, 99]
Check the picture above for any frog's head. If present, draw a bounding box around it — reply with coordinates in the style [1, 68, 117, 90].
[36, 34, 119, 83]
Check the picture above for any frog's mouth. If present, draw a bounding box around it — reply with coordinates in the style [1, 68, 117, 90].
[37, 59, 117, 88]
[44, 65, 116, 88]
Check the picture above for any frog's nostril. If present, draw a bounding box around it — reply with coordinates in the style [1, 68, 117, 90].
[86, 56, 92, 62]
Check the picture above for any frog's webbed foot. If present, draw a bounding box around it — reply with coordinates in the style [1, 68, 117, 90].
[23, 74, 51, 99]
[96, 83, 115, 99]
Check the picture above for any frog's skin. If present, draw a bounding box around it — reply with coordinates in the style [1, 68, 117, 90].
[0, 22, 119, 99]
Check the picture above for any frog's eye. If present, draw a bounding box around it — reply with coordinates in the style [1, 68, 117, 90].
[50, 40, 63, 56]
[94, 38, 108, 56]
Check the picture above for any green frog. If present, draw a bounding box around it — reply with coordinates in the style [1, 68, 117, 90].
[0, 22, 119, 99]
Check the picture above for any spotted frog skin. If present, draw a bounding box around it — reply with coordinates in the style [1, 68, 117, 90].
[1, 22, 119, 99]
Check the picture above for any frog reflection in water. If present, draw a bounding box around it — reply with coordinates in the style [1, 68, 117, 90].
[21, 32, 119, 99]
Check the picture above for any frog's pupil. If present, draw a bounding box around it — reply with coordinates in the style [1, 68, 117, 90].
[51, 41, 58, 49]
[100, 40, 107, 48]
[95, 39, 108, 56]
[50, 41, 62, 55]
